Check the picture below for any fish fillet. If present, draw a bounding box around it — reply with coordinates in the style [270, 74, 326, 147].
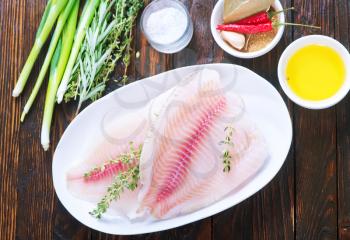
[66, 86, 176, 218]
[138, 68, 268, 219]
[66, 68, 267, 220]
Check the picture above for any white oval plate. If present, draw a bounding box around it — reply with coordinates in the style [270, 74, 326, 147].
[53, 63, 292, 235]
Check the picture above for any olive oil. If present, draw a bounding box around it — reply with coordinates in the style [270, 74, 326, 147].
[286, 45, 346, 101]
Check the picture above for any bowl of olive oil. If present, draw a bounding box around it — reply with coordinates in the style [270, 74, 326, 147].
[278, 35, 350, 109]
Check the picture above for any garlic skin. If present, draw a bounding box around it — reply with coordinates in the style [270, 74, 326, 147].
[221, 31, 246, 50]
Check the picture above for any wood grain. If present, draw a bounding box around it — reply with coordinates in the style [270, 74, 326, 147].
[336, 1, 350, 239]
[0, 0, 23, 239]
[294, 1, 338, 240]
[0, 0, 349, 239]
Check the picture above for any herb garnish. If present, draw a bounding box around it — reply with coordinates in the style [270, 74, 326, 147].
[220, 126, 234, 172]
[64, 0, 144, 112]
[84, 142, 142, 179]
[89, 165, 140, 218]
[89, 142, 142, 218]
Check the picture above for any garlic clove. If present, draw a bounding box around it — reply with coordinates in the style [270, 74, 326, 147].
[221, 31, 246, 50]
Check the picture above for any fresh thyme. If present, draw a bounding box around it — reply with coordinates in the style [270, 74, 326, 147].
[222, 150, 232, 172]
[89, 165, 140, 218]
[88, 142, 142, 218]
[220, 126, 234, 173]
[64, 0, 143, 112]
[84, 142, 142, 179]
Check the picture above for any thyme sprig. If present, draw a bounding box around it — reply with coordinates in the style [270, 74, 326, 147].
[64, 0, 143, 112]
[220, 126, 234, 172]
[89, 142, 142, 218]
[89, 165, 140, 218]
[222, 150, 232, 173]
[84, 142, 142, 179]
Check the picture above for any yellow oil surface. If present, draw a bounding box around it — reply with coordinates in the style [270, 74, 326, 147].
[286, 44, 346, 101]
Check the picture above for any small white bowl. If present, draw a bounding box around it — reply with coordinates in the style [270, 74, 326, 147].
[278, 35, 350, 110]
[211, 0, 285, 59]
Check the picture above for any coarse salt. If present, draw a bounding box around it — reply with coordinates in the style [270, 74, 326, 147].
[145, 7, 188, 45]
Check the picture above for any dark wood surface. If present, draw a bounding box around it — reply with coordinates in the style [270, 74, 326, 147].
[1, 0, 349, 239]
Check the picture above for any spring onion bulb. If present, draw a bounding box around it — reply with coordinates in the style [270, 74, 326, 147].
[41, 0, 79, 151]
[20, 0, 78, 122]
[12, 0, 69, 97]
[56, 0, 101, 104]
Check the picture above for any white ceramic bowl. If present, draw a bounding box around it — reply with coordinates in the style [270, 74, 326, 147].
[211, 0, 285, 59]
[278, 35, 350, 109]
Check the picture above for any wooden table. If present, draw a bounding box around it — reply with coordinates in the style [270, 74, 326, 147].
[1, 0, 349, 239]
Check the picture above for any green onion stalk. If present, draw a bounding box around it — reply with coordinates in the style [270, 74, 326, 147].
[20, 0, 78, 122]
[41, 0, 79, 151]
[56, 0, 101, 104]
[12, 0, 69, 97]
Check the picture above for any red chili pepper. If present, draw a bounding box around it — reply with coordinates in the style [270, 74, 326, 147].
[234, 12, 270, 25]
[233, 7, 295, 25]
[217, 21, 321, 34]
[217, 22, 273, 34]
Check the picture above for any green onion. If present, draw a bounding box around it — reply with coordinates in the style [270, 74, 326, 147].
[36, 0, 53, 38]
[56, 0, 101, 104]
[12, 0, 69, 97]
[41, 0, 79, 151]
[20, 0, 78, 122]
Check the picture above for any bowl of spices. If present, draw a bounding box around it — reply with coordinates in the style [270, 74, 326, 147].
[211, 0, 285, 58]
[141, 0, 193, 54]
[278, 35, 350, 109]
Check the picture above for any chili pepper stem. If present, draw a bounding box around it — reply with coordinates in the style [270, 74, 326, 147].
[275, 22, 321, 29]
[269, 7, 295, 18]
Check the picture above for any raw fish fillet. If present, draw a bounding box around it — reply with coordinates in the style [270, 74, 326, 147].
[65, 110, 146, 217]
[66, 87, 175, 218]
[138, 69, 268, 219]
[67, 111, 145, 190]
[66, 68, 267, 220]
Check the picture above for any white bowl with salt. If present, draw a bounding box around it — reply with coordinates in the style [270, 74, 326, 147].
[141, 0, 193, 54]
